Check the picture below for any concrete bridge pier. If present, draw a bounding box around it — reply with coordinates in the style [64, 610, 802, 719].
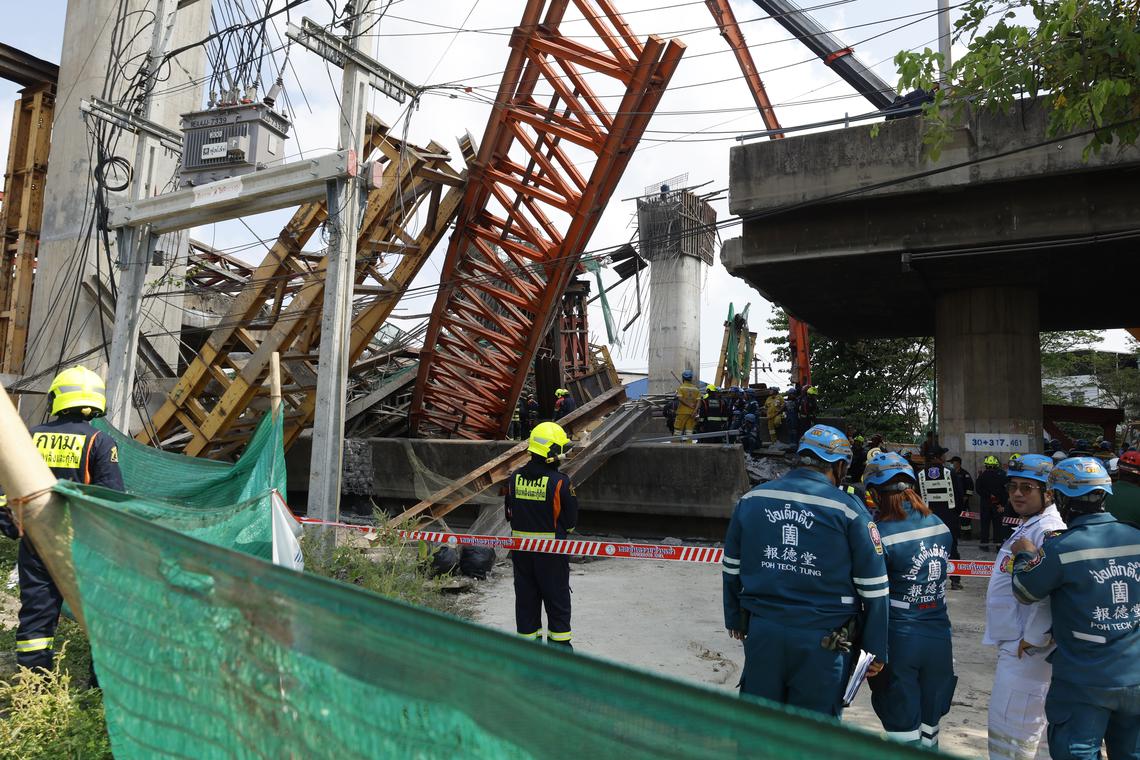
[936, 287, 1041, 474]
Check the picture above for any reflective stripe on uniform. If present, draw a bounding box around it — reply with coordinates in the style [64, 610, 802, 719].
[722, 564, 740, 575]
[840, 596, 855, 604]
[920, 723, 939, 747]
[518, 630, 542, 640]
[755, 490, 858, 519]
[548, 630, 572, 642]
[857, 587, 889, 598]
[884, 729, 921, 743]
[880, 524, 948, 546]
[853, 575, 888, 586]
[16, 637, 53, 652]
[512, 530, 556, 538]
[722, 556, 740, 566]
[890, 599, 910, 609]
[1012, 575, 1043, 603]
[1058, 544, 1140, 564]
[1072, 631, 1106, 644]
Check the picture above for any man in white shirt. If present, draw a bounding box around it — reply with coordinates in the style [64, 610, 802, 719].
[984, 454, 1066, 760]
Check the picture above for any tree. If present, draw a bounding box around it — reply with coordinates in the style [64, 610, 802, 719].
[894, 0, 1140, 159]
[766, 310, 934, 441]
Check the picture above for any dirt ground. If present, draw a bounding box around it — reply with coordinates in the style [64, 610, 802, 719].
[473, 538, 1004, 759]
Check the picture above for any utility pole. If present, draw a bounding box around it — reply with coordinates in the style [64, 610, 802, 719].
[937, 0, 953, 83]
[105, 0, 182, 431]
[307, 0, 378, 553]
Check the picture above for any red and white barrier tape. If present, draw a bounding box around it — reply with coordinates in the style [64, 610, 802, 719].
[296, 516, 995, 574]
[959, 510, 1022, 527]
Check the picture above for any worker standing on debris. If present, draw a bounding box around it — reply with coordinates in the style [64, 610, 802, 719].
[0, 367, 123, 671]
[505, 422, 578, 648]
[863, 452, 956, 749]
[553, 388, 576, 420]
[722, 424, 889, 716]
[672, 369, 701, 442]
[763, 391, 784, 446]
[983, 454, 1066, 760]
[1010, 457, 1140, 760]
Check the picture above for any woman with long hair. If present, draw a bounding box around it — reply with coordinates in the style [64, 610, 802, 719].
[863, 451, 958, 749]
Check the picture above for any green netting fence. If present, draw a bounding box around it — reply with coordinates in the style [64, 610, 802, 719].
[91, 413, 286, 561]
[49, 478, 946, 759]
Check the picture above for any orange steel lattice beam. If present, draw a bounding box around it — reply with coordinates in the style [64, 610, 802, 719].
[0, 82, 54, 373]
[138, 121, 468, 457]
[410, 0, 685, 439]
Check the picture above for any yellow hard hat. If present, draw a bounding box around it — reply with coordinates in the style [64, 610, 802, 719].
[49, 366, 107, 416]
[555, 388, 569, 397]
[528, 421, 570, 460]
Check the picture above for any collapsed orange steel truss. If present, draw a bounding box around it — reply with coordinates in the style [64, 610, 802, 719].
[409, 0, 685, 439]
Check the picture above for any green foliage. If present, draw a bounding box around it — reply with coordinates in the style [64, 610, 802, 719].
[301, 514, 467, 617]
[894, 0, 1140, 159]
[1041, 331, 1140, 421]
[0, 644, 112, 760]
[766, 310, 933, 441]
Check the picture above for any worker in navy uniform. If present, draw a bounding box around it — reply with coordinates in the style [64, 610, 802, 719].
[0, 366, 123, 670]
[984, 453, 1066, 760]
[504, 421, 578, 648]
[1011, 457, 1140, 760]
[553, 388, 577, 420]
[722, 424, 890, 716]
[863, 452, 956, 749]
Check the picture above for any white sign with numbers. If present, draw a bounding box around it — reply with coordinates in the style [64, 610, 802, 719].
[964, 433, 1029, 452]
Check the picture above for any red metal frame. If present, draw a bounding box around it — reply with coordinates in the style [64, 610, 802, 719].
[705, 0, 812, 386]
[410, 0, 685, 438]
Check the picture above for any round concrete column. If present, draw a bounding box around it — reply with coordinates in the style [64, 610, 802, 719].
[936, 286, 1041, 475]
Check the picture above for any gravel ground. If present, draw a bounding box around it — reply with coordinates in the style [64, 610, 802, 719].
[473, 539, 1009, 759]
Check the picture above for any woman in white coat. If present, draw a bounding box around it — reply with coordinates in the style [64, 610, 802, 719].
[984, 453, 1067, 759]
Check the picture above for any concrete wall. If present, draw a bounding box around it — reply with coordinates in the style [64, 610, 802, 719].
[647, 255, 702, 394]
[286, 438, 750, 520]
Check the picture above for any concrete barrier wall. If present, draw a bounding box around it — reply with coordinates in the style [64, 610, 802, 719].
[286, 438, 749, 519]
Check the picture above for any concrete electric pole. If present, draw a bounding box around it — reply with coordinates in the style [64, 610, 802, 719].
[306, 0, 380, 552]
[938, 0, 953, 83]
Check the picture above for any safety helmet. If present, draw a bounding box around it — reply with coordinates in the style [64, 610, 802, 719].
[743, 413, 757, 424]
[806, 386, 818, 396]
[705, 385, 717, 393]
[983, 455, 1001, 468]
[1052, 450, 1068, 462]
[1074, 439, 1091, 451]
[1100, 440, 1114, 452]
[1048, 457, 1113, 498]
[527, 421, 571, 462]
[1006, 453, 1053, 484]
[863, 451, 915, 490]
[681, 369, 693, 381]
[49, 366, 107, 417]
[797, 424, 853, 464]
[854, 435, 865, 444]
[1118, 450, 1140, 475]
[554, 388, 569, 398]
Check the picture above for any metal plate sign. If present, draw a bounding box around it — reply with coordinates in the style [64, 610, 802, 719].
[964, 433, 1029, 452]
[200, 142, 228, 160]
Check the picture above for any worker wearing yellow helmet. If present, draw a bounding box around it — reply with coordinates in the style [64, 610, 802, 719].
[505, 422, 579, 647]
[0, 366, 123, 672]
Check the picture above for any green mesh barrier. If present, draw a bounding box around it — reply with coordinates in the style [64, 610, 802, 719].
[91, 414, 285, 560]
[55, 481, 947, 759]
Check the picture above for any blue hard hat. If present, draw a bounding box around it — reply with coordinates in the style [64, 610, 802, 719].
[863, 451, 915, 487]
[1049, 456, 1113, 498]
[1006, 453, 1054, 484]
[681, 369, 693, 381]
[797, 424, 853, 464]
[744, 413, 757, 424]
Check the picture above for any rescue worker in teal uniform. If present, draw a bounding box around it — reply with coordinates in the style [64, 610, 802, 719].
[863, 452, 957, 749]
[1011, 457, 1140, 760]
[0, 367, 123, 670]
[505, 422, 578, 648]
[722, 424, 890, 716]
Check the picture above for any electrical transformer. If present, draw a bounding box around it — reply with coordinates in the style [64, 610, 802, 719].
[178, 102, 290, 187]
